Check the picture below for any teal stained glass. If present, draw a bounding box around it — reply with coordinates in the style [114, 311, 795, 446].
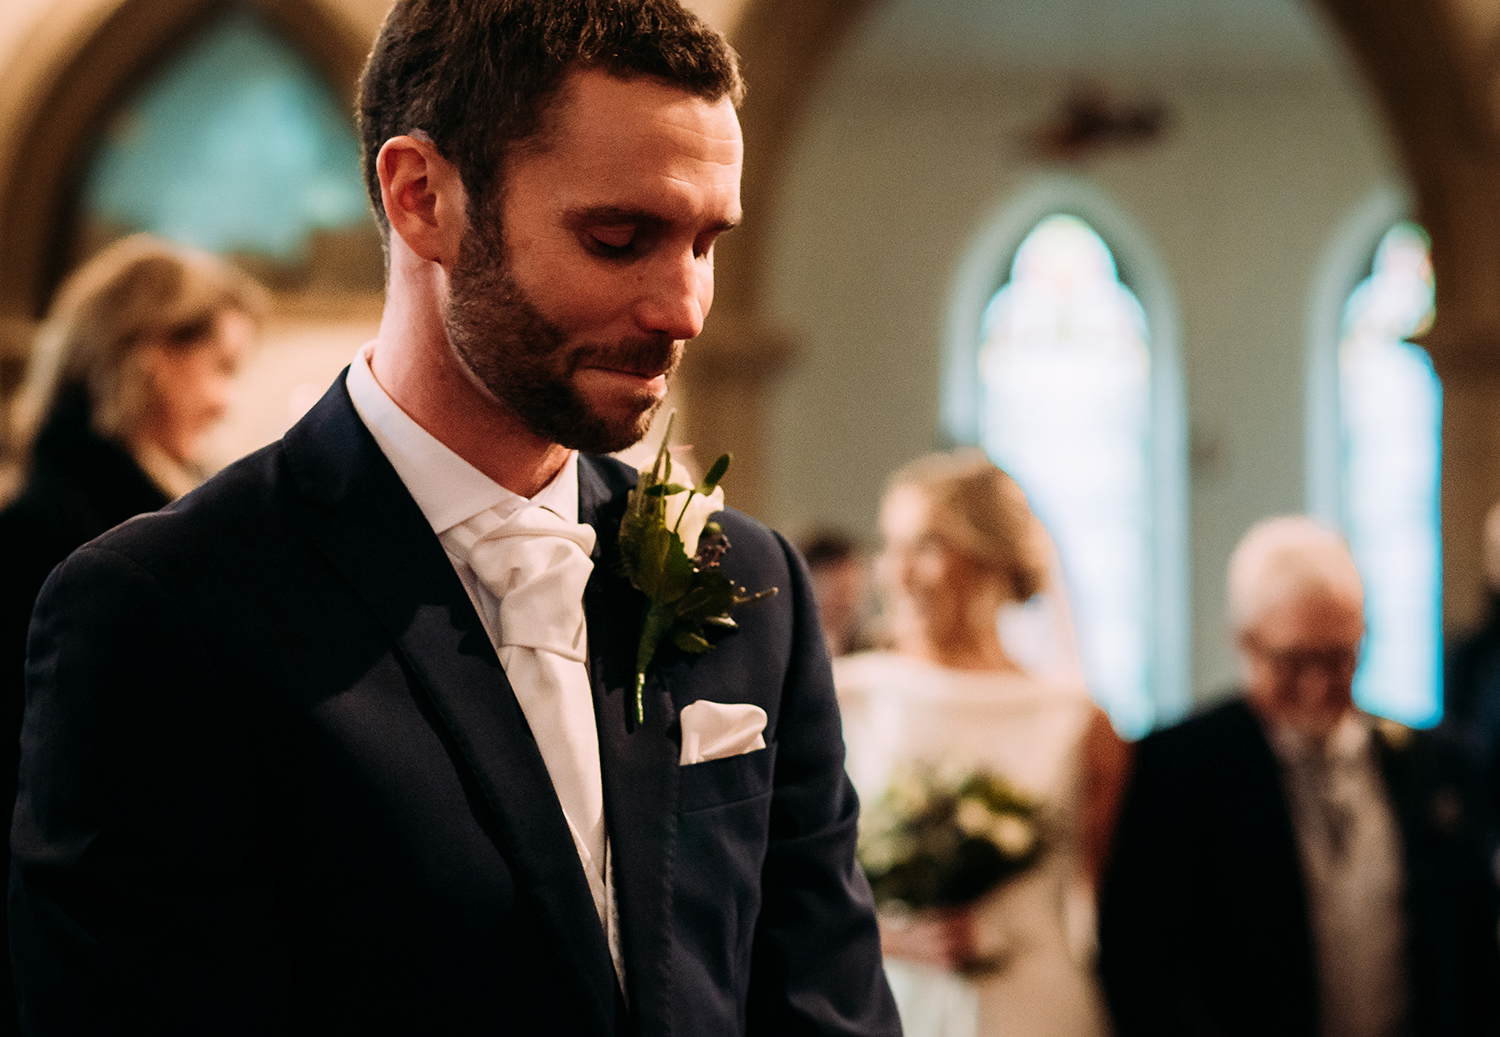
[979, 214, 1156, 736]
[1340, 222, 1442, 727]
[80, 7, 369, 264]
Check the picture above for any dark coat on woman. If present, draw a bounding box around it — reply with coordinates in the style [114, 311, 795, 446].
[0, 387, 169, 1026]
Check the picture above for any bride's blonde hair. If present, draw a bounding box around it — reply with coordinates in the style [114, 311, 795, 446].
[887, 448, 1050, 604]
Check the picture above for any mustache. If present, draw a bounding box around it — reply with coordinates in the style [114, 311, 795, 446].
[569, 336, 682, 378]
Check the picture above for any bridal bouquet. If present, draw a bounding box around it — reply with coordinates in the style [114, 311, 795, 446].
[858, 765, 1043, 912]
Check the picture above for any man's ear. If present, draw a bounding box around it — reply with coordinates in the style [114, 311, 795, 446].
[377, 135, 468, 266]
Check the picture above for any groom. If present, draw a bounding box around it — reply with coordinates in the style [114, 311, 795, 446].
[8, 2, 899, 1034]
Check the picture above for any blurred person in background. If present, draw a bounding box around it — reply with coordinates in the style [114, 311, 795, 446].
[801, 528, 873, 657]
[1100, 516, 1500, 1037]
[0, 233, 263, 1025]
[1443, 500, 1500, 861]
[837, 448, 1129, 1037]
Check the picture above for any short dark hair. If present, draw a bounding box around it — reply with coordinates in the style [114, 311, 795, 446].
[801, 530, 862, 571]
[358, 0, 744, 241]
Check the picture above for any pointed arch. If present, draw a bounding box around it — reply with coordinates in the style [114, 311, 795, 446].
[945, 176, 1189, 735]
[0, 0, 374, 320]
[1307, 190, 1443, 726]
[1305, 187, 1410, 522]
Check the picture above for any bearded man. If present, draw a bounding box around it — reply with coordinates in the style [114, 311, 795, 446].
[7, 3, 899, 1034]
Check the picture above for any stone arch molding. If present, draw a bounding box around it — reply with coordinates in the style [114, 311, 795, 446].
[0, 0, 387, 322]
[1303, 184, 1410, 524]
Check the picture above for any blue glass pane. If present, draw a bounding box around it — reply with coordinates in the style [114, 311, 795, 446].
[979, 214, 1155, 736]
[1340, 222, 1442, 727]
[80, 7, 369, 264]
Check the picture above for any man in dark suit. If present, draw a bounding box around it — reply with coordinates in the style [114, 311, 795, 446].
[8, 2, 900, 1034]
[1099, 516, 1500, 1037]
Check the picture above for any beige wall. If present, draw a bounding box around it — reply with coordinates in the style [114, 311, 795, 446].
[762, 43, 1399, 701]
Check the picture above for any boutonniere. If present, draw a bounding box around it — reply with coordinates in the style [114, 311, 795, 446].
[618, 414, 777, 724]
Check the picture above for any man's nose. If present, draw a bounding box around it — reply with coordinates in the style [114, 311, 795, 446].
[637, 250, 711, 341]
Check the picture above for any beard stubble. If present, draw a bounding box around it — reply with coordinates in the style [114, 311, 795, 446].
[444, 218, 681, 455]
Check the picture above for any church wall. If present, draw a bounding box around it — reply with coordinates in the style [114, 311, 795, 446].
[762, 58, 1399, 703]
[0, 0, 1486, 714]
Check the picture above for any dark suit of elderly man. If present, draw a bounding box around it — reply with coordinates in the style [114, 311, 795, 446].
[1100, 516, 1500, 1037]
[7, 2, 900, 1034]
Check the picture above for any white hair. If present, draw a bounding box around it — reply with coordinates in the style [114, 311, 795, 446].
[1226, 516, 1363, 634]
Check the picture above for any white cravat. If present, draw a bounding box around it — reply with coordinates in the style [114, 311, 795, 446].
[344, 345, 624, 988]
[441, 506, 606, 898]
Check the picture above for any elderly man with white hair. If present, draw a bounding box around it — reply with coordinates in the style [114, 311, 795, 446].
[1099, 516, 1500, 1037]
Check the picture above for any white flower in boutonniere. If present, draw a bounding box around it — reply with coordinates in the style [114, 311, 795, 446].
[618, 413, 777, 724]
[663, 481, 724, 560]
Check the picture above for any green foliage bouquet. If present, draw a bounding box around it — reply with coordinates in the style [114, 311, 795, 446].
[858, 764, 1044, 912]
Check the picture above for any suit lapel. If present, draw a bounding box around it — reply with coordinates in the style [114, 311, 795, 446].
[282, 379, 619, 1033]
[579, 455, 681, 1034]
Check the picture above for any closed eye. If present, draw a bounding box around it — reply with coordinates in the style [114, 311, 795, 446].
[572, 208, 738, 261]
[587, 225, 639, 258]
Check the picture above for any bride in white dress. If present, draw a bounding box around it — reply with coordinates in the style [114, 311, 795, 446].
[836, 451, 1127, 1037]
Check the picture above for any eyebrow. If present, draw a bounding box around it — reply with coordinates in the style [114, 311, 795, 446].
[564, 205, 741, 235]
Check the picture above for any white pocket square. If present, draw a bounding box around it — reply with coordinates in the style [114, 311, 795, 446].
[679, 700, 768, 765]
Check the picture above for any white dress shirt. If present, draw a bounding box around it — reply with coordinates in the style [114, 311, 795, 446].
[345, 344, 624, 987]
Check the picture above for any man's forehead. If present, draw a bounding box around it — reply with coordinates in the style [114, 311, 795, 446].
[543, 68, 741, 156]
[1250, 588, 1365, 645]
[507, 69, 742, 226]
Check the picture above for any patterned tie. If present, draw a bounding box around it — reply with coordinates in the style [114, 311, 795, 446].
[1284, 741, 1355, 863]
[441, 504, 613, 934]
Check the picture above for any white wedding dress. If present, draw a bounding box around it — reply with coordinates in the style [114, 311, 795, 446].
[835, 651, 1113, 1037]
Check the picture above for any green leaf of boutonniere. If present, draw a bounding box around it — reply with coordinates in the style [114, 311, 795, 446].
[700, 453, 731, 491]
[618, 413, 778, 724]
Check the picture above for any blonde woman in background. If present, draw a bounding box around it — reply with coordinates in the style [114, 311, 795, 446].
[0, 233, 264, 1028]
[836, 449, 1130, 1037]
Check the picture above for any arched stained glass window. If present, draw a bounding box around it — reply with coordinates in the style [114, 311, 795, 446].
[979, 214, 1156, 735]
[75, 6, 378, 289]
[1340, 222, 1441, 726]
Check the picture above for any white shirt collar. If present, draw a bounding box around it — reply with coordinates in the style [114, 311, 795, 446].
[1266, 709, 1372, 768]
[344, 342, 580, 533]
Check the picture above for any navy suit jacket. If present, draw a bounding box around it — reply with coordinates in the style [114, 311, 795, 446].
[9, 378, 899, 1036]
[1098, 698, 1500, 1037]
